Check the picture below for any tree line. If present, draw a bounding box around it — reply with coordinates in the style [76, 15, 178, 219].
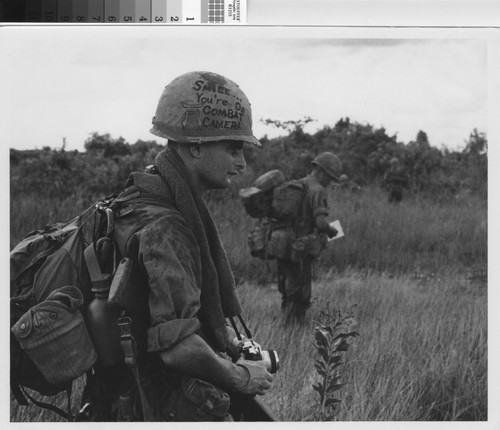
[10, 119, 487, 202]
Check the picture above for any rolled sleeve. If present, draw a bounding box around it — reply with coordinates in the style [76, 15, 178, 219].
[147, 318, 200, 351]
[132, 212, 203, 353]
[309, 185, 329, 219]
[313, 206, 329, 218]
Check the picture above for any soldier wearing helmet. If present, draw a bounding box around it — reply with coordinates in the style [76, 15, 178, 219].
[106, 72, 273, 421]
[276, 152, 341, 323]
[383, 156, 408, 203]
[338, 174, 361, 193]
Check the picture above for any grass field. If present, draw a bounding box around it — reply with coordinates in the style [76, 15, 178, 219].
[238, 270, 487, 421]
[10, 184, 488, 422]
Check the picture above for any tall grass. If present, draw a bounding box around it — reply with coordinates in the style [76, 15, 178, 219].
[206, 185, 487, 281]
[11, 186, 487, 278]
[322, 186, 487, 273]
[236, 270, 487, 421]
[10, 185, 487, 421]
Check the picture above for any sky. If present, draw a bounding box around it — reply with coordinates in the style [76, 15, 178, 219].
[0, 26, 496, 153]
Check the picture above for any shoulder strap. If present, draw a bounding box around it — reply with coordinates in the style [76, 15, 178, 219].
[20, 384, 74, 421]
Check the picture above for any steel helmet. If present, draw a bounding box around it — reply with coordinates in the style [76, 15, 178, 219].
[390, 157, 399, 165]
[151, 71, 261, 146]
[312, 152, 342, 181]
[339, 174, 349, 183]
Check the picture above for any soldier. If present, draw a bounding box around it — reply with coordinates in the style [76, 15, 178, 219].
[338, 174, 361, 193]
[383, 157, 408, 203]
[277, 152, 341, 323]
[107, 71, 274, 421]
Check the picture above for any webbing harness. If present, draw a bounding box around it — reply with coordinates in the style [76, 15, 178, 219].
[117, 316, 155, 421]
[85, 193, 155, 422]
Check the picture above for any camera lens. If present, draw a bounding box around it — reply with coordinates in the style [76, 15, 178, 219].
[260, 350, 279, 374]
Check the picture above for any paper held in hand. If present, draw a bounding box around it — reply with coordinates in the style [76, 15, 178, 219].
[328, 220, 344, 241]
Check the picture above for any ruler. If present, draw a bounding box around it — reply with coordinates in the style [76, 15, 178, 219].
[1, 0, 247, 23]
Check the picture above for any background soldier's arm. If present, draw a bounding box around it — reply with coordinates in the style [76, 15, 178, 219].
[315, 214, 337, 238]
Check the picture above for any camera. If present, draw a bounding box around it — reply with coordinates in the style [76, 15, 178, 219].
[231, 337, 280, 374]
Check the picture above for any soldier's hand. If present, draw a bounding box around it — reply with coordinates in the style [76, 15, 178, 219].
[235, 359, 274, 396]
[328, 226, 338, 238]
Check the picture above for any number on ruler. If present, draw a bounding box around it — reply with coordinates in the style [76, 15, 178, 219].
[170, 16, 179, 22]
[108, 16, 117, 22]
[92, 16, 102, 21]
[155, 16, 163, 21]
[124, 16, 132, 22]
[76, 16, 85, 22]
[60, 16, 70, 22]
[139, 16, 148, 21]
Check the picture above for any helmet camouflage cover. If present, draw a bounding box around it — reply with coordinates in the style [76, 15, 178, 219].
[312, 152, 342, 181]
[151, 71, 261, 146]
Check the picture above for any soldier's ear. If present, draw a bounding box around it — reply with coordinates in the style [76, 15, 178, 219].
[188, 143, 203, 159]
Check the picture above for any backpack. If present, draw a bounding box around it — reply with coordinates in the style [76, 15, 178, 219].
[10, 203, 98, 420]
[239, 170, 306, 222]
[10, 193, 151, 421]
[239, 170, 285, 219]
[240, 171, 309, 261]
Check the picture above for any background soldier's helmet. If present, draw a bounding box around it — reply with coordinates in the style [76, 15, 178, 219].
[312, 152, 342, 181]
[390, 157, 400, 165]
[339, 174, 349, 183]
[150, 71, 261, 146]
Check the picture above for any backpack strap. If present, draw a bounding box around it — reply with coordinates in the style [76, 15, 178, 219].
[117, 316, 155, 421]
[10, 381, 29, 406]
[19, 384, 74, 421]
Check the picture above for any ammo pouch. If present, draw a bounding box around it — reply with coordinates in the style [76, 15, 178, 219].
[249, 222, 296, 260]
[290, 233, 328, 262]
[11, 286, 97, 385]
[163, 377, 230, 421]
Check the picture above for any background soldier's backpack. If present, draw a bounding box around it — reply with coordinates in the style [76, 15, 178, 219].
[240, 170, 309, 261]
[386, 164, 408, 187]
[239, 170, 307, 222]
[239, 170, 285, 219]
[270, 180, 306, 222]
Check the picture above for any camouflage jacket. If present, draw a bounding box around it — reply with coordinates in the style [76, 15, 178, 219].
[294, 175, 330, 237]
[113, 171, 205, 354]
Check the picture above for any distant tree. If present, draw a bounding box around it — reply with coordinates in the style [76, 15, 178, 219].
[260, 116, 315, 133]
[84, 132, 131, 158]
[464, 129, 487, 156]
[416, 130, 430, 147]
[130, 139, 164, 156]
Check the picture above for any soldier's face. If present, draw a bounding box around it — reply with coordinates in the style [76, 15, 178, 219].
[318, 170, 333, 188]
[196, 140, 246, 190]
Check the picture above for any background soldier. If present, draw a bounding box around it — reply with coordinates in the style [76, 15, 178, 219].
[108, 71, 274, 421]
[338, 174, 361, 193]
[277, 152, 341, 323]
[383, 157, 408, 203]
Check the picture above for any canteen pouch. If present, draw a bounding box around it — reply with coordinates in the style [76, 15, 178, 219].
[167, 377, 231, 421]
[247, 223, 270, 259]
[290, 237, 307, 262]
[11, 286, 97, 385]
[305, 233, 328, 257]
